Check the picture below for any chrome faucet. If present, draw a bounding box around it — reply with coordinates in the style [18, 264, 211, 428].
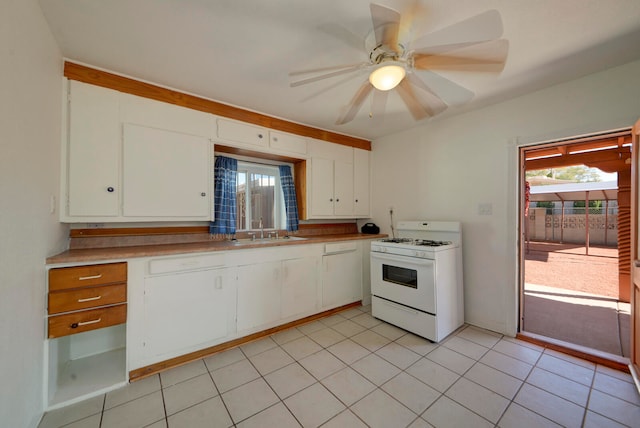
[259, 217, 264, 240]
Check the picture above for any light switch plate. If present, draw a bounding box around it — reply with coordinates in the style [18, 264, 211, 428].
[478, 202, 493, 215]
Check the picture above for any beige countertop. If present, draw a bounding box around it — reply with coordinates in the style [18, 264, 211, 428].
[46, 233, 387, 265]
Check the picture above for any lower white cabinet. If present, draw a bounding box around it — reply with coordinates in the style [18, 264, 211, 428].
[282, 257, 319, 319]
[237, 256, 319, 332]
[322, 243, 362, 309]
[142, 267, 236, 363]
[128, 241, 361, 371]
[236, 261, 282, 332]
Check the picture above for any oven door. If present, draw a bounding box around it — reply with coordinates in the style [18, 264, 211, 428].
[370, 252, 435, 314]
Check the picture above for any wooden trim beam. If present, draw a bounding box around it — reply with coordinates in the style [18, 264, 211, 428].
[64, 62, 371, 150]
[129, 301, 362, 381]
[526, 146, 631, 172]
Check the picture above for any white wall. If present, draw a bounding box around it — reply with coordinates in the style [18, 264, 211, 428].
[371, 60, 640, 336]
[0, 1, 67, 426]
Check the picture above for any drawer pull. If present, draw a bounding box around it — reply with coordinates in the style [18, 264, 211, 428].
[71, 318, 102, 328]
[77, 295, 102, 303]
[78, 274, 102, 281]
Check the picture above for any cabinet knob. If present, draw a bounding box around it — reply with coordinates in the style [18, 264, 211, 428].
[273, 137, 278, 142]
[329, 198, 333, 202]
[201, 192, 206, 197]
[355, 199, 359, 203]
[258, 133, 263, 139]
[336, 198, 340, 202]
[71, 323, 78, 329]
[107, 187, 114, 193]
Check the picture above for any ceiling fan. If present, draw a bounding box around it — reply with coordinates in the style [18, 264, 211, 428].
[289, 3, 509, 125]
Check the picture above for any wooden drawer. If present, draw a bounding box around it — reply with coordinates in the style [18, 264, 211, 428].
[49, 262, 127, 291]
[48, 283, 127, 314]
[48, 304, 127, 338]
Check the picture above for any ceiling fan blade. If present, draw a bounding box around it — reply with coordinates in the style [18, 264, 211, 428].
[299, 71, 367, 103]
[412, 9, 503, 50]
[290, 63, 368, 87]
[336, 80, 373, 125]
[405, 73, 448, 116]
[317, 23, 365, 52]
[397, 0, 428, 43]
[396, 78, 431, 120]
[289, 62, 367, 77]
[413, 39, 509, 72]
[370, 89, 389, 120]
[414, 40, 497, 56]
[370, 3, 401, 49]
[418, 70, 474, 105]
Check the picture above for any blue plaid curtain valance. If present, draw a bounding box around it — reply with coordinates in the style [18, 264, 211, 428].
[209, 156, 237, 235]
[279, 165, 299, 232]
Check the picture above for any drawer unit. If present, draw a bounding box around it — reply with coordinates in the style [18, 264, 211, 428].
[48, 304, 127, 338]
[48, 283, 127, 315]
[45, 261, 129, 409]
[48, 262, 127, 338]
[148, 253, 226, 275]
[49, 262, 127, 291]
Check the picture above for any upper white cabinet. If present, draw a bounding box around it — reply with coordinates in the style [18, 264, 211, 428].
[122, 124, 210, 217]
[62, 81, 213, 222]
[333, 160, 355, 216]
[270, 131, 307, 155]
[217, 118, 268, 148]
[353, 149, 371, 217]
[66, 80, 120, 217]
[215, 118, 307, 156]
[62, 80, 369, 223]
[308, 139, 371, 218]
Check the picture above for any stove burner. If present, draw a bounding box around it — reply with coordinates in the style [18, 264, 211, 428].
[379, 238, 413, 243]
[414, 239, 453, 247]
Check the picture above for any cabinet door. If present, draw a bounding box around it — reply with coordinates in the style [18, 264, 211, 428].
[282, 257, 318, 319]
[143, 268, 234, 361]
[322, 250, 362, 309]
[217, 119, 268, 148]
[353, 149, 371, 217]
[237, 261, 281, 331]
[333, 160, 354, 216]
[310, 157, 335, 216]
[270, 131, 307, 155]
[122, 124, 210, 218]
[67, 80, 120, 217]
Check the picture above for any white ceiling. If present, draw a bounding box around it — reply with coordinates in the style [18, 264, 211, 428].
[38, 0, 640, 141]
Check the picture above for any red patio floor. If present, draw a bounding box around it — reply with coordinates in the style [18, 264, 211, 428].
[524, 241, 619, 298]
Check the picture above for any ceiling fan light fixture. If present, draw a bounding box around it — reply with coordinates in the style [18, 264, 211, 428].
[369, 64, 406, 91]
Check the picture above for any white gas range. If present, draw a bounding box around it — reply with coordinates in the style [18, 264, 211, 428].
[370, 221, 464, 342]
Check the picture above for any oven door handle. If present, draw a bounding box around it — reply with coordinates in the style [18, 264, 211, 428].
[371, 252, 434, 267]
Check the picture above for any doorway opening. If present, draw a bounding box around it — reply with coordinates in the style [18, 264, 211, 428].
[519, 130, 632, 359]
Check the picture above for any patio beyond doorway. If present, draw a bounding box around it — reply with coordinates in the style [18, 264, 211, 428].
[523, 241, 629, 358]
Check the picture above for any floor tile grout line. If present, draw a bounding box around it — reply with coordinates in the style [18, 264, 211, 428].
[492, 339, 558, 427]
[99, 393, 105, 428]
[47, 311, 640, 428]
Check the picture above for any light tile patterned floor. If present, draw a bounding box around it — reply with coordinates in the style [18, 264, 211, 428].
[39, 305, 640, 428]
